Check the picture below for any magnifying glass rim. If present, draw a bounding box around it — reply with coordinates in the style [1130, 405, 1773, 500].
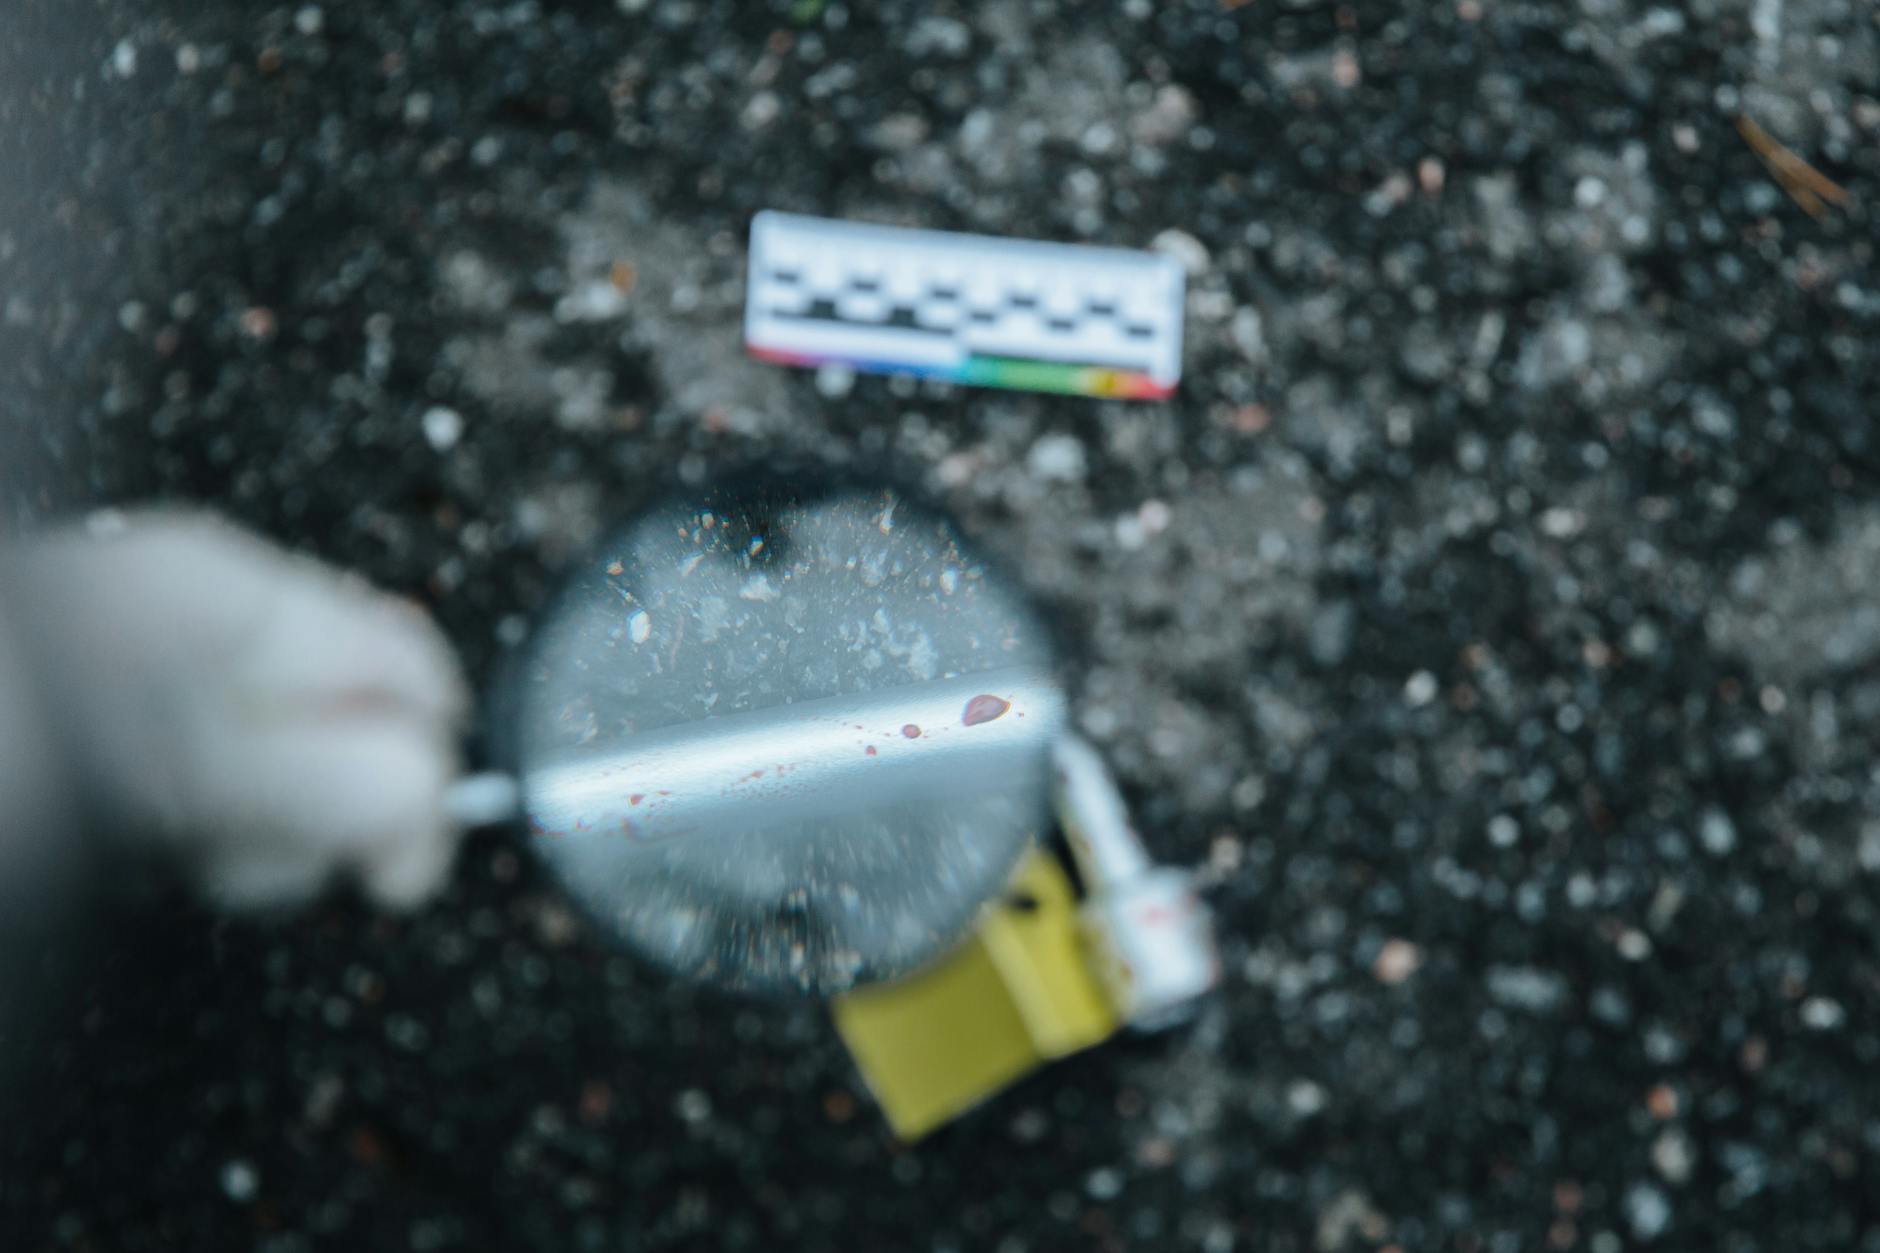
[488, 456, 1075, 996]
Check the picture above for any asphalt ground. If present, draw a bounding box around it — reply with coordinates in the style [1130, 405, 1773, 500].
[2, 1, 1878, 1249]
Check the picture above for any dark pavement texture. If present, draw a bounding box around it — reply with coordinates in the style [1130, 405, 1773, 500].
[3, 0, 1880, 1249]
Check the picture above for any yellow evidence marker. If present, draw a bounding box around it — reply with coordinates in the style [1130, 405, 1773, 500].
[832, 733, 1221, 1141]
[831, 847, 1119, 1141]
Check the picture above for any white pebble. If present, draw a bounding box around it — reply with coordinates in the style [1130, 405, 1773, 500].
[220, 1160, 259, 1202]
[1860, 823, 1880, 872]
[1150, 228, 1211, 276]
[1486, 965, 1568, 1013]
[1801, 996, 1845, 1030]
[1403, 670, 1438, 707]
[815, 362, 856, 398]
[1286, 1079, 1326, 1116]
[554, 280, 630, 323]
[1626, 1182, 1671, 1240]
[1026, 433, 1087, 483]
[1699, 809, 1736, 856]
[1190, 289, 1234, 321]
[1540, 507, 1585, 538]
[1230, 306, 1266, 361]
[1081, 121, 1118, 155]
[742, 91, 781, 131]
[1652, 1130, 1695, 1185]
[421, 406, 464, 451]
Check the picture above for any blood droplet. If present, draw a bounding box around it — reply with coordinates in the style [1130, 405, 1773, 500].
[629, 793, 644, 806]
[962, 694, 1012, 727]
[865, 745, 878, 757]
[901, 723, 922, 738]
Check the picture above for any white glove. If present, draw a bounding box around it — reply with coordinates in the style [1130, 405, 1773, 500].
[0, 509, 470, 911]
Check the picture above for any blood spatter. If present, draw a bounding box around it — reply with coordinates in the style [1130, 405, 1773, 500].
[901, 723, 922, 738]
[865, 745, 878, 756]
[962, 694, 1012, 727]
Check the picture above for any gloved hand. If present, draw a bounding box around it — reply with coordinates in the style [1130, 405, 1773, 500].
[0, 509, 469, 911]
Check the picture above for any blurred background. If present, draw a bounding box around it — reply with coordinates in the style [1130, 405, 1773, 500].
[2, 0, 1878, 1249]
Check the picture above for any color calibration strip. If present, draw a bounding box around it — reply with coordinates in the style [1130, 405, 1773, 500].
[745, 213, 1185, 400]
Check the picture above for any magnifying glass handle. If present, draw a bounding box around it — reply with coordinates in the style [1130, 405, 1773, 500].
[445, 771, 524, 829]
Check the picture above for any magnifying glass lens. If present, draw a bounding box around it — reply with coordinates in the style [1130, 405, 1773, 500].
[515, 483, 1062, 995]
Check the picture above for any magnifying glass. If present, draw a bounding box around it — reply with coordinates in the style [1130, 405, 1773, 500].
[450, 477, 1065, 996]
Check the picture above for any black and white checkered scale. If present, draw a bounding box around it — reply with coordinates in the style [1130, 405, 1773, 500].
[745, 213, 1186, 382]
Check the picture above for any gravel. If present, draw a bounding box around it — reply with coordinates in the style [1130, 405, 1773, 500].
[3, 0, 1879, 1250]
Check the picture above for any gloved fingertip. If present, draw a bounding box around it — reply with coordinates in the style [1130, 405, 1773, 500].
[359, 826, 458, 912]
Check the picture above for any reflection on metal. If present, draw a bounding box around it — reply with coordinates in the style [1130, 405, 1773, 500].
[525, 668, 1062, 846]
[514, 484, 1061, 996]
